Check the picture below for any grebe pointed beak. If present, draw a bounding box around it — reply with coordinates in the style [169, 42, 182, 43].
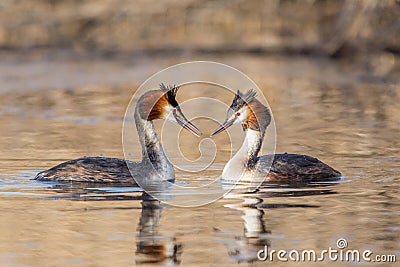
[172, 108, 202, 137]
[210, 118, 235, 137]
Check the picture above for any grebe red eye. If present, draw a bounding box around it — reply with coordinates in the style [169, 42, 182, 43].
[236, 112, 240, 116]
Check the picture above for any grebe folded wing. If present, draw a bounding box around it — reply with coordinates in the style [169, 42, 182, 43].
[256, 153, 341, 182]
[35, 157, 137, 183]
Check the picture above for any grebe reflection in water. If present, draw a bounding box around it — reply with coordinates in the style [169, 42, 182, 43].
[136, 193, 182, 264]
[35, 84, 201, 184]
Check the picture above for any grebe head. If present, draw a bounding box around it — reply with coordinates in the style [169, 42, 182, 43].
[137, 84, 201, 137]
[210, 89, 271, 136]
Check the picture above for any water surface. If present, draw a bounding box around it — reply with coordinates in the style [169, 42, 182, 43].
[0, 53, 399, 266]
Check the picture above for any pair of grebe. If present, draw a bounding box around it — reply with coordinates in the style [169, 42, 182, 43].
[35, 85, 340, 184]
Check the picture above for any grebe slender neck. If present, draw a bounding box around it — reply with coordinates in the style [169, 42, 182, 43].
[134, 104, 170, 172]
[235, 129, 264, 169]
[220, 129, 264, 179]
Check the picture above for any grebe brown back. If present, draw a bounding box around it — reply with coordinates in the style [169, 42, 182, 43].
[35, 84, 201, 184]
[210, 89, 341, 183]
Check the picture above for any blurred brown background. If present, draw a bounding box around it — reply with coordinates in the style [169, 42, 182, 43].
[0, 0, 399, 57]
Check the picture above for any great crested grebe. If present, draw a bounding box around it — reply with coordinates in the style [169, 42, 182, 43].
[35, 84, 201, 184]
[211, 90, 341, 183]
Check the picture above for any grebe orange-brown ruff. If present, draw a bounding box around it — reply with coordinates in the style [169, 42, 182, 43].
[35, 84, 201, 184]
[211, 90, 341, 183]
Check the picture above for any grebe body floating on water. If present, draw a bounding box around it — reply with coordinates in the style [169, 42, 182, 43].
[211, 90, 341, 183]
[35, 84, 201, 184]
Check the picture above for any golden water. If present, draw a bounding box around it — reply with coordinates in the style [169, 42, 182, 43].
[0, 53, 398, 266]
